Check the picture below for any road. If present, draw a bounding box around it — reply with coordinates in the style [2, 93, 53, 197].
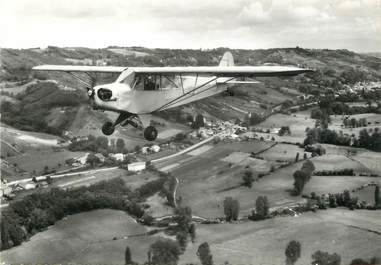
[151, 132, 222, 164]
[5, 167, 119, 186]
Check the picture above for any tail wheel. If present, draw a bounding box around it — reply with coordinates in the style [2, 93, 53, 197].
[102, 122, 115, 135]
[144, 126, 158, 141]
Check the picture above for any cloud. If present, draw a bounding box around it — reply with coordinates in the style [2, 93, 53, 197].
[0, 0, 380, 52]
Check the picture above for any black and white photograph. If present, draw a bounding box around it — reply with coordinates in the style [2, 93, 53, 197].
[0, 0, 380, 264]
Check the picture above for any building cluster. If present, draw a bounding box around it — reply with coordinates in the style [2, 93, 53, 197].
[189, 120, 247, 140]
[337, 81, 381, 95]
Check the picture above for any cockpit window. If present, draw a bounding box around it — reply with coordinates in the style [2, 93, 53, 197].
[97, 88, 113, 101]
[132, 74, 180, 91]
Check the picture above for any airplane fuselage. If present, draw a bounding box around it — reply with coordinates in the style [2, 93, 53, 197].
[92, 75, 231, 114]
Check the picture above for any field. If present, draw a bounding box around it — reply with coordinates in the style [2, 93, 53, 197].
[258, 143, 310, 162]
[155, 139, 380, 218]
[180, 209, 381, 265]
[6, 149, 87, 177]
[51, 168, 151, 189]
[0, 209, 162, 265]
[254, 111, 315, 143]
[351, 150, 381, 174]
[165, 141, 306, 218]
[329, 113, 381, 137]
[311, 154, 369, 172]
[0, 124, 62, 152]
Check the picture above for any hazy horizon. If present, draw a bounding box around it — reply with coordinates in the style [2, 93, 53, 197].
[1, 0, 380, 53]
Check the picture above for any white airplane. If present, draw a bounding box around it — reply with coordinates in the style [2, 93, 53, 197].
[33, 52, 312, 141]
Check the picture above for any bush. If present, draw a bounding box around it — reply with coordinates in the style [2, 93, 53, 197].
[149, 239, 181, 265]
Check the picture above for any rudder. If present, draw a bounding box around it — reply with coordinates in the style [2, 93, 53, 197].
[219, 52, 234, 67]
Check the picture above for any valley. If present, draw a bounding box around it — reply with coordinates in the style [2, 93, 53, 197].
[1, 46, 381, 265]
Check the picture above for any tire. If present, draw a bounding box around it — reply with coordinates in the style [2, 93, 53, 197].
[144, 126, 158, 141]
[102, 122, 115, 135]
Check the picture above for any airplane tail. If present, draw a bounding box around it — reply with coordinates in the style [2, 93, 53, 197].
[219, 52, 234, 67]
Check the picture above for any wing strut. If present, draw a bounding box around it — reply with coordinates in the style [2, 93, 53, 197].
[67, 72, 97, 89]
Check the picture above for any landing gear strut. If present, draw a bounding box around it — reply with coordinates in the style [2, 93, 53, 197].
[102, 112, 133, 136]
[101, 112, 158, 141]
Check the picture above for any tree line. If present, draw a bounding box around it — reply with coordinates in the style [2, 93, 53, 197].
[304, 127, 381, 152]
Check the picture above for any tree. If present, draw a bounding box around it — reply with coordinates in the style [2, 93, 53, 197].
[46, 176, 52, 185]
[194, 114, 205, 129]
[223, 197, 240, 221]
[86, 152, 100, 167]
[359, 129, 371, 148]
[350, 258, 371, 265]
[255, 196, 269, 219]
[176, 231, 188, 252]
[295, 153, 300, 162]
[301, 160, 315, 178]
[311, 250, 341, 265]
[328, 194, 337, 208]
[125, 246, 132, 265]
[95, 136, 109, 151]
[311, 109, 323, 120]
[149, 239, 181, 265]
[242, 170, 254, 188]
[116, 138, 126, 153]
[375, 185, 380, 208]
[189, 223, 196, 243]
[285, 240, 301, 265]
[174, 206, 192, 232]
[293, 170, 309, 195]
[134, 145, 140, 153]
[197, 242, 214, 265]
[343, 189, 351, 207]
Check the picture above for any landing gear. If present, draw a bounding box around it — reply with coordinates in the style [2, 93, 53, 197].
[101, 112, 158, 141]
[144, 126, 158, 141]
[101, 112, 133, 136]
[102, 121, 115, 135]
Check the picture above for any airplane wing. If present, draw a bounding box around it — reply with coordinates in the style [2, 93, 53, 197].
[33, 65, 127, 73]
[33, 65, 312, 76]
[131, 65, 312, 77]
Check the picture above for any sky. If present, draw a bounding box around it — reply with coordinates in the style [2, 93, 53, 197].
[0, 0, 380, 52]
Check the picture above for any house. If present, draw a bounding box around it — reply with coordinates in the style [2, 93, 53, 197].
[94, 153, 106, 163]
[75, 153, 90, 165]
[150, 145, 160, 153]
[0, 186, 12, 197]
[128, 162, 146, 172]
[141, 146, 150, 154]
[110, 153, 124, 161]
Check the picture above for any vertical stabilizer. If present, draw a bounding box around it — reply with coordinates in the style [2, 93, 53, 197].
[219, 52, 234, 66]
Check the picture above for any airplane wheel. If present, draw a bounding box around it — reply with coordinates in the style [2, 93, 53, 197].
[144, 126, 158, 141]
[102, 122, 115, 135]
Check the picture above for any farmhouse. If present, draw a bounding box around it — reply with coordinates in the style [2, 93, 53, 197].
[128, 162, 146, 172]
[109, 153, 124, 161]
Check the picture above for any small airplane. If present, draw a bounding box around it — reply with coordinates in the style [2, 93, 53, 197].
[33, 52, 312, 141]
